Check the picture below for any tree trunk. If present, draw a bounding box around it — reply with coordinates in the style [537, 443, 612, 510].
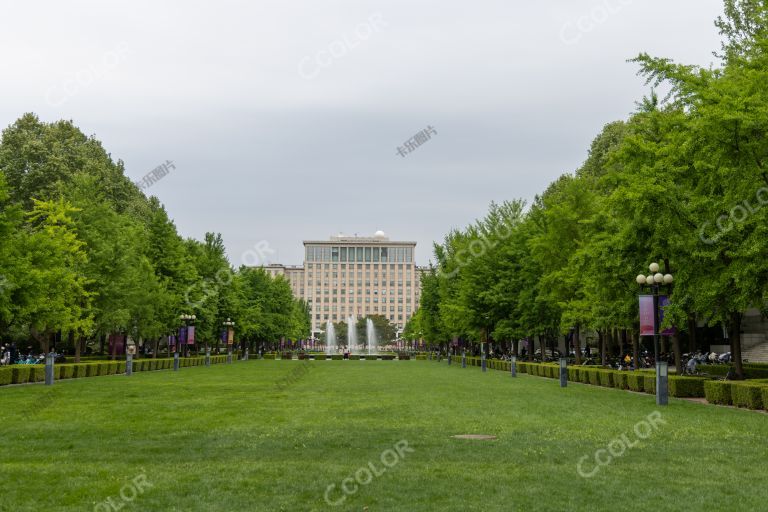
[513, 339, 519, 358]
[687, 314, 697, 353]
[598, 331, 606, 366]
[574, 324, 582, 365]
[539, 335, 547, 362]
[672, 333, 683, 374]
[67, 331, 80, 363]
[110, 335, 118, 360]
[619, 329, 627, 363]
[729, 311, 744, 379]
[632, 330, 639, 369]
[154, 338, 159, 359]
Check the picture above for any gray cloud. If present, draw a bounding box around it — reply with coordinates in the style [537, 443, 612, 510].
[0, 0, 724, 265]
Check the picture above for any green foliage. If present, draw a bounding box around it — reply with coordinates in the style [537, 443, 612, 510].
[668, 376, 707, 398]
[627, 373, 645, 392]
[731, 382, 767, 409]
[11, 366, 30, 384]
[704, 381, 734, 405]
[0, 367, 12, 385]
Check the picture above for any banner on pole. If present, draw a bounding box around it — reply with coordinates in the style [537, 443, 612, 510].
[640, 295, 675, 336]
[639, 295, 654, 336]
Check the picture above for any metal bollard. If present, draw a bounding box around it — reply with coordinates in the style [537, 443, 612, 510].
[126, 354, 133, 376]
[657, 361, 668, 406]
[45, 352, 55, 386]
[205, 347, 211, 367]
[511, 356, 517, 377]
[174, 352, 180, 371]
[559, 358, 567, 387]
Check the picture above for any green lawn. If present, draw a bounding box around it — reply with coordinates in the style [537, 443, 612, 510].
[1, 360, 766, 511]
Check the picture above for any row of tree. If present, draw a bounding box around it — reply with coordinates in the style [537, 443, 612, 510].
[0, 114, 310, 361]
[404, 0, 768, 378]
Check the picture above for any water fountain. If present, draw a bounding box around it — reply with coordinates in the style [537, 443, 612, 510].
[325, 321, 336, 355]
[366, 318, 378, 355]
[347, 316, 358, 354]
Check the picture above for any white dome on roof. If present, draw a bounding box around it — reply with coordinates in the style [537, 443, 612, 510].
[374, 230, 386, 239]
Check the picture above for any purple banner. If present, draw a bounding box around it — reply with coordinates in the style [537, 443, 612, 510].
[640, 295, 675, 336]
[659, 296, 676, 335]
[639, 295, 654, 336]
[187, 326, 195, 345]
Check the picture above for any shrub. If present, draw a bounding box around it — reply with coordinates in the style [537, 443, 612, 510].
[98, 362, 110, 375]
[415, 355, 426, 360]
[627, 373, 645, 392]
[762, 388, 768, 412]
[106, 362, 118, 375]
[567, 367, 580, 382]
[704, 380, 733, 405]
[117, 362, 126, 374]
[350, 355, 361, 360]
[331, 354, 344, 360]
[57, 365, 72, 379]
[731, 382, 767, 410]
[315, 354, 327, 360]
[0, 367, 13, 385]
[85, 363, 99, 377]
[71, 364, 87, 378]
[668, 376, 706, 398]
[588, 369, 601, 386]
[597, 370, 614, 387]
[263, 353, 276, 360]
[579, 368, 592, 384]
[26, 365, 45, 383]
[643, 375, 656, 395]
[613, 372, 629, 390]
[11, 366, 31, 384]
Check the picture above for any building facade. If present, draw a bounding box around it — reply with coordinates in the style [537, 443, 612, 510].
[261, 232, 426, 337]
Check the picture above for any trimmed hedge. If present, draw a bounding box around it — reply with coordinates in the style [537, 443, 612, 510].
[29, 366, 45, 383]
[331, 355, 344, 360]
[704, 381, 733, 405]
[0, 367, 12, 385]
[627, 373, 645, 392]
[415, 355, 427, 360]
[613, 372, 629, 390]
[643, 375, 656, 395]
[731, 382, 767, 410]
[668, 376, 706, 398]
[314, 354, 327, 360]
[11, 366, 31, 384]
[598, 370, 614, 388]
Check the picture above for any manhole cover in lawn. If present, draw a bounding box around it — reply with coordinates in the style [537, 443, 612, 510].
[451, 434, 497, 440]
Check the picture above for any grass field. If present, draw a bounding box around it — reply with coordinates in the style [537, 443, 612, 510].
[1, 360, 766, 511]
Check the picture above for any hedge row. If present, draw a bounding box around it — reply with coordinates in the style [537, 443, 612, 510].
[698, 364, 768, 379]
[703, 380, 768, 410]
[0, 355, 230, 386]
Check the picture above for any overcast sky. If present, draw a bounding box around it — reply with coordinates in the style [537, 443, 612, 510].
[0, 0, 725, 266]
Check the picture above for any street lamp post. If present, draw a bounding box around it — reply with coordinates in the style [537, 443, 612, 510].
[177, 314, 196, 371]
[223, 318, 235, 364]
[635, 262, 674, 406]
